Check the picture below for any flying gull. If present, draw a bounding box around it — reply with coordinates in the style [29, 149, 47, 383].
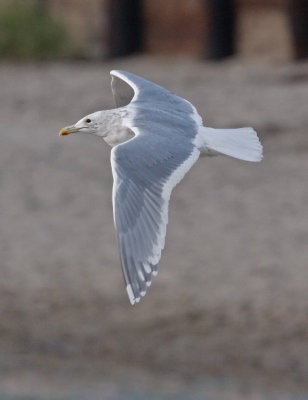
[60, 70, 263, 305]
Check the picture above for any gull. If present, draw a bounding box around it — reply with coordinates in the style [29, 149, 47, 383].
[60, 70, 263, 305]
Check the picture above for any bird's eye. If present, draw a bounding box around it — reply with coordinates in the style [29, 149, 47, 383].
[85, 118, 91, 123]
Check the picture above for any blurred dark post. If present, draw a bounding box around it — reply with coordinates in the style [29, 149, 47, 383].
[204, 0, 236, 60]
[107, 0, 143, 58]
[289, 0, 308, 59]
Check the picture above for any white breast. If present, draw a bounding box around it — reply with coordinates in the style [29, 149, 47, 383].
[103, 126, 135, 147]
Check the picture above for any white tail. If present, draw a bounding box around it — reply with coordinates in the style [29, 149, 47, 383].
[200, 127, 263, 162]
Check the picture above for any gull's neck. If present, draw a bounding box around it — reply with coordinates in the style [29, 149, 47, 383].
[96, 107, 134, 147]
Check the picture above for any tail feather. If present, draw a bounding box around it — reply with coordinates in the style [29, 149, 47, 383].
[201, 127, 263, 162]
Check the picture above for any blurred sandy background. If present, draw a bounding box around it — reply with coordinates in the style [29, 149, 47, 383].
[0, 1, 308, 399]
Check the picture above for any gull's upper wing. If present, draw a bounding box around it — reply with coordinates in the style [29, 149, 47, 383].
[112, 133, 199, 305]
[110, 74, 202, 304]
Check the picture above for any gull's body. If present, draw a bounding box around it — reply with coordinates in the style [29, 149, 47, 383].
[60, 70, 263, 305]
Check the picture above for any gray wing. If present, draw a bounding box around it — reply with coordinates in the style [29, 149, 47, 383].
[110, 70, 198, 110]
[111, 71, 135, 107]
[111, 131, 199, 305]
[110, 72, 202, 304]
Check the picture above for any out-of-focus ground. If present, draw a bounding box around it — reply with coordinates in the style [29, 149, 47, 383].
[0, 57, 308, 399]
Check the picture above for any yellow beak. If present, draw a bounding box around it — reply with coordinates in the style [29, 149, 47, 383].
[59, 125, 80, 136]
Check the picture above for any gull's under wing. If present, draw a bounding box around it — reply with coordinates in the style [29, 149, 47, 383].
[110, 70, 199, 112]
[110, 90, 201, 304]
